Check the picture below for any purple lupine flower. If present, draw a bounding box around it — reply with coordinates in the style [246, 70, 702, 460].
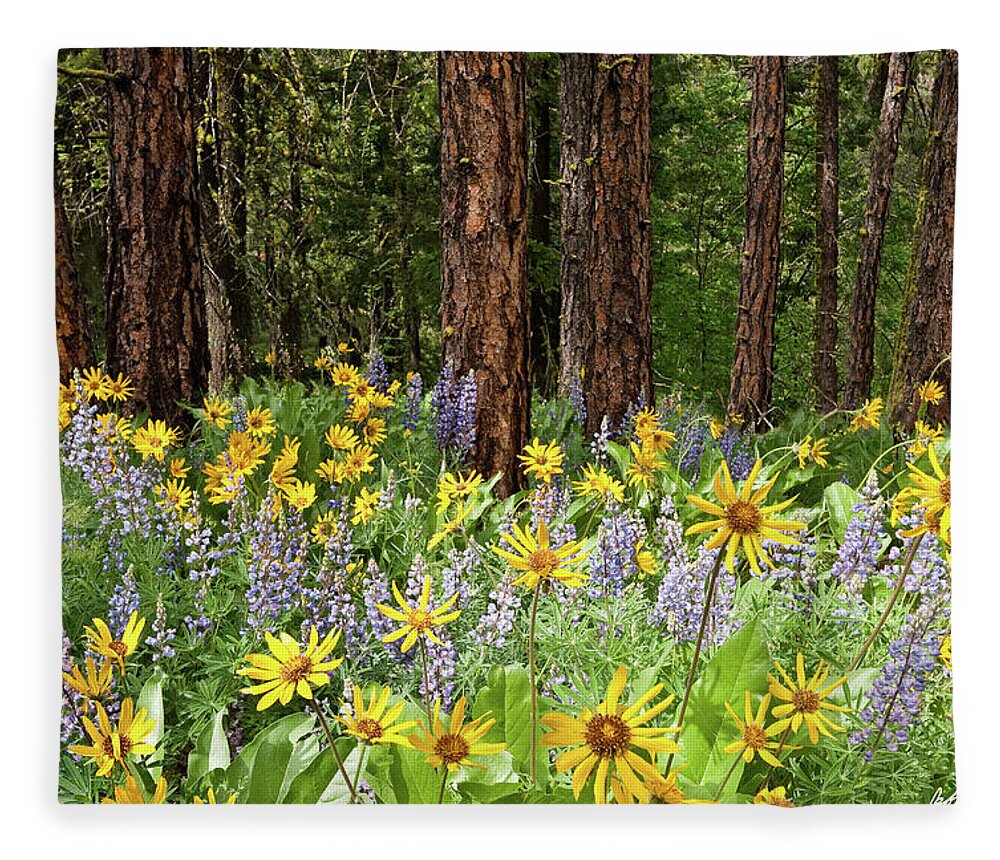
[366, 350, 389, 393]
[675, 409, 710, 477]
[832, 472, 887, 615]
[430, 360, 477, 457]
[471, 572, 522, 648]
[850, 598, 947, 760]
[108, 565, 140, 638]
[654, 496, 686, 565]
[588, 507, 645, 600]
[402, 372, 423, 432]
[589, 415, 613, 465]
[761, 534, 818, 612]
[649, 546, 739, 645]
[441, 546, 478, 608]
[886, 513, 951, 599]
[717, 428, 754, 481]
[566, 373, 587, 426]
[244, 492, 308, 633]
[144, 594, 177, 661]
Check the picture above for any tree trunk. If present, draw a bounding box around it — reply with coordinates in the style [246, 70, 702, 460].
[558, 54, 653, 437]
[888, 50, 957, 430]
[439, 51, 530, 498]
[728, 56, 786, 432]
[813, 55, 840, 410]
[103, 48, 208, 423]
[843, 52, 913, 408]
[55, 180, 94, 382]
[557, 53, 596, 399]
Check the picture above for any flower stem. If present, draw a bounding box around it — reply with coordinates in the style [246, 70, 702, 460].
[758, 723, 791, 793]
[314, 704, 357, 803]
[528, 585, 541, 786]
[351, 743, 366, 804]
[848, 532, 925, 673]
[418, 636, 434, 726]
[437, 766, 449, 804]
[665, 549, 724, 775]
[712, 750, 744, 803]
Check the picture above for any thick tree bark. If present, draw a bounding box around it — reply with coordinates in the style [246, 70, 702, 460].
[439, 52, 530, 497]
[843, 52, 914, 408]
[55, 180, 94, 382]
[813, 56, 840, 410]
[889, 50, 957, 430]
[558, 54, 653, 437]
[728, 56, 786, 432]
[103, 48, 208, 423]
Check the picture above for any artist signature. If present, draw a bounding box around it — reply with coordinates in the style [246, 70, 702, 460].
[930, 787, 957, 804]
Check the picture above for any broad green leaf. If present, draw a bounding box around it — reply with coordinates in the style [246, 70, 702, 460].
[187, 709, 231, 787]
[677, 618, 770, 801]
[226, 713, 314, 792]
[284, 738, 361, 804]
[247, 737, 292, 804]
[824, 482, 859, 544]
[136, 671, 165, 778]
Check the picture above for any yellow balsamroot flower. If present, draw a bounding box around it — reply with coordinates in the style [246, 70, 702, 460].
[314, 354, 334, 373]
[909, 420, 944, 459]
[337, 685, 417, 746]
[202, 396, 233, 429]
[916, 378, 945, 405]
[351, 487, 381, 524]
[626, 441, 664, 489]
[315, 458, 341, 485]
[493, 519, 589, 590]
[850, 397, 884, 432]
[224, 431, 272, 476]
[767, 654, 849, 744]
[635, 541, 656, 578]
[754, 785, 795, 807]
[81, 366, 111, 401]
[169, 457, 190, 479]
[428, 499, 472, 550]
[643, 426, 677, 455]
[572, 463, 625, 504]
[898, 444, 951, 547]
[246, 405, 277, 437]
[348, 398, 372, 425]
[940, 634, 952, 671]
[341, 444, 378, 481]
[264, 351, 276, 365]
[131, 419, 182, 461]
[62, 656, 114, 711]
[435, 469, 483, 515]
[541, 666, 680, 804]
[723, 691, 798, 767]
[376, 575, 461, 653]
[104, 372, 135, 403]
[270, 436, 300, 490]
[796, 435, 830, 469]
[69, 698, 158, 777]
[348, 377, 375, 403]
[362, 416, 388, 446]
[686, 459, 806, 575]
[325, 423, 360, 452]
[102, 774, 168, 804]
[95, 412, 133, 442]
[238, 627, 344, 711]
[329, 361, 360, 387]
[519, 438, 565, 484]
[368, 391, 395, 411]
[155, 478, 193, 513]
[85, 611, 145, 675]
[810, 437, 830, 468]
[311, 510, 340, 545]
[282, 478, 317, 512]
[709, 417, 727, 440]
[409, 696, 505, 772]
[194, 787, 237, 804]
[610, 767, 712, 805]
[632, 407, 661, 440]
[796, 435, 813, 469]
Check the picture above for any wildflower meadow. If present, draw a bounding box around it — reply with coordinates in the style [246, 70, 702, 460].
[58, 361, 953, 804]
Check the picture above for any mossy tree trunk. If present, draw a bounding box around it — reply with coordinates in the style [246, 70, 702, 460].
[55, 180, 94, 382]
[888, 50, 956, 430]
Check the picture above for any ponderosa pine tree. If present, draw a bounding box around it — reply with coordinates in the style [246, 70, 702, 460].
[438, 52, 530, 497]
[104, 48, 208, 423]
[558, 53, 653, 438]
[728, 56, 786, 431]
[55, 179, 94, 382]
[844, 52, 913, 408]
[888, 50, 957, 430]
[813, 55, 840, 411]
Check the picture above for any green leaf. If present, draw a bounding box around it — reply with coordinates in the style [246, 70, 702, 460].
[472, 664, 548, 786]
[136, 670, 165, 778]
[677, 618, 770, 801]
[824, 482, 859, 544]
[187, 709, 231, 787]
[226, 713, 315, 794]
[284, 738, 361, 804]
[247, 737, 293, 804]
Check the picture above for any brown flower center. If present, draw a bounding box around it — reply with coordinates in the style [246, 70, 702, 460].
[109, 640, 128, 657]
[408, 609, 433, 632]
[764, 793, 795, 808]
[528, 548, 560, 577]
[355, 718, 384, 741]
[726, 500, 762, 535]
[279, 655, 314, 683]
[743, 724, 769, 750]
[102, 733, 131, 758]
[792, 689, 820, 714]
[584, 714, 633, 759]
[939, 478, 950, 503]
[434, 733, 470, 765]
